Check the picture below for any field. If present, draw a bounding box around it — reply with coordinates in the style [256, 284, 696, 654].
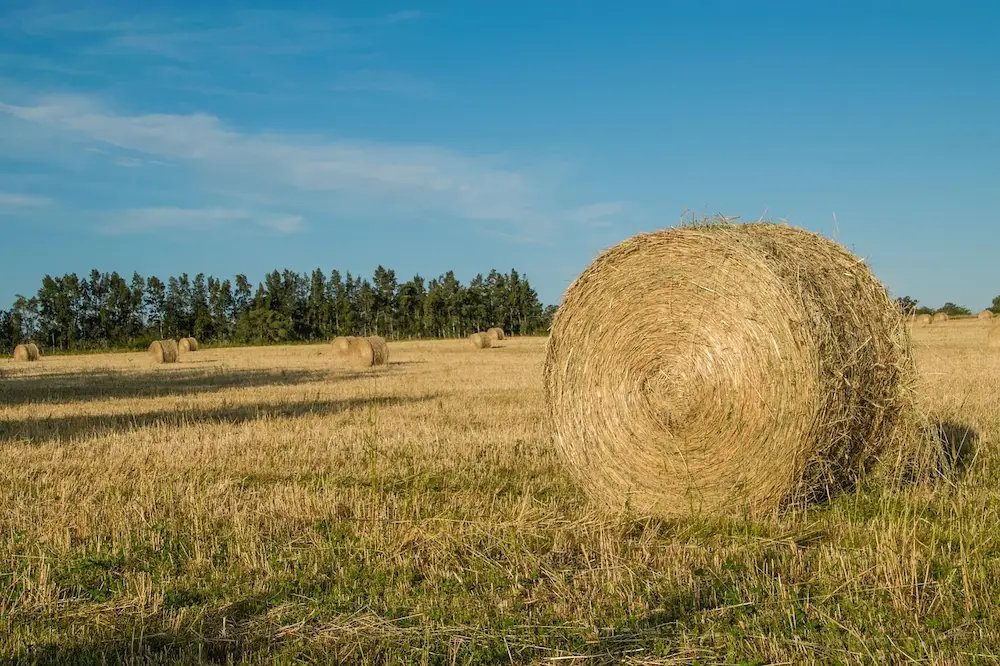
[1, 320, 999, 665]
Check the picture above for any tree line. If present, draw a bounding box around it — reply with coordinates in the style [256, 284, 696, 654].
[895, 296, 1000, 318]
[0, 266, 556, 354]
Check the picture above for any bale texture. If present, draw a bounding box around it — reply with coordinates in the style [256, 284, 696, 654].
[486, 327, 506, 342]
[543, 221, 919, 518]
[469, 333, 492, 349]
[913, 314, 932, 326]
[367, 336, 390, 366]
[149, 339, 179, 364]
[332, 336, 352, 353]
[179, 337, 199, 352]
[933, 312, 950, 323]
[12, 343, 40, 362]
[979, 310, 994, 321]
[332, 336, 375, 368]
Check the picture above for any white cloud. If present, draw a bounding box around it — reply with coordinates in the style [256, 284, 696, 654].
[0, 95, 602, 226]
[99, 206, 302, 235]
[259, 215, 305, 234]
[0, 192, 51, 207]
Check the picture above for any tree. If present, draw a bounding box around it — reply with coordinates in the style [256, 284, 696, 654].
[145, 276, 167, 338]
[2, 261, 554, 350]
[938, 303, 971, 317]
[991, 295, 1000, 315]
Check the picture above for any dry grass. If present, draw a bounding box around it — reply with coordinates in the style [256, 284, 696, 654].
[1, 323, 999, 664]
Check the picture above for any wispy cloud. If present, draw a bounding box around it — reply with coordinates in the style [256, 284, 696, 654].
[259, 215, 305, 234]
[0, 192, 51, 207]
[0, 94, 604, 226]
[101, 206, 303, 235]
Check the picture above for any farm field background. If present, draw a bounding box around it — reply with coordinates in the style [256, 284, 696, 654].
[2, 320, 999, 665]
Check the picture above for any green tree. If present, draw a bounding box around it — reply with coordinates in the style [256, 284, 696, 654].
[939, 303, 971, 317]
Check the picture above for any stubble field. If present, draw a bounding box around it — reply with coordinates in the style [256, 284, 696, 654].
[1, 320, 999, 665]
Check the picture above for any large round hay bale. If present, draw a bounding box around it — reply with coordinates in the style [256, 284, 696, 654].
[367, 336, 389, 366]
[486, 327, 506, 342]
[469, 332, 492, 349]
[913, 314, 932, 326]
[543, 221, 919, 518]
[178, 337, 199, 352]
[978, 310, 994, 321]
[149, 339, 179, 364]
[12, 343, 40, 362]
[988, 326, 1000, 348]
[332, 336, 375, 368]
[932, 312, 949, 323]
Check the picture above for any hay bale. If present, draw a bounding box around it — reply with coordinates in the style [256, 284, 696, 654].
[978, 310, 994, 321]
[543, 221, 919, 518]
[469, 332, 492, 349]
[913, 314, 932, 326]
[988, 326, 1000, 348]
[486, 327, 506, 342]
[332, 336, 375, 368]
[932, 312, 950, 323]
[367, 336, 389, 366]
[12, 343, 40, 362]
[148, 339, 179, 364]
[179, 337, 199, 352]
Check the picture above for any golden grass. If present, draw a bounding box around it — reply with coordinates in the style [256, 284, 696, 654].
[1, 323, 999, 664]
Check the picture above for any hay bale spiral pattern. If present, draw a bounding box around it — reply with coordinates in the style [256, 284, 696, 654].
[486, 327, 506, 342]
[543, 222, 918, 517]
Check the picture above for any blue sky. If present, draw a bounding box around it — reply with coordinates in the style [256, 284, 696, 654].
[0, 1, 997, 310]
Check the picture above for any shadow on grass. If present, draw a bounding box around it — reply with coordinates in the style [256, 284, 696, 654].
[0, 394, 436, 445]
[0, 367, 375, 408]
[932, 419, 979, 480]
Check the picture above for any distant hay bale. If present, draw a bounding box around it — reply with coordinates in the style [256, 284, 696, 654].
[913, 314, 932, 326]
[179, 337, 199, 352]
[543, 221, 919, 518]
[367, 336, 389, 366]
[332, 336, 375, 368]
[978, 310, 994, 321]
[486, 327, 506, 341]
[988, 326, 1000, 348]
[148, 339, 179, 364]
[12, 343, 40, 362]
[469, 332, 492, 349]
[932, 312, 950, 323]
[332, 336, 352, 353]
